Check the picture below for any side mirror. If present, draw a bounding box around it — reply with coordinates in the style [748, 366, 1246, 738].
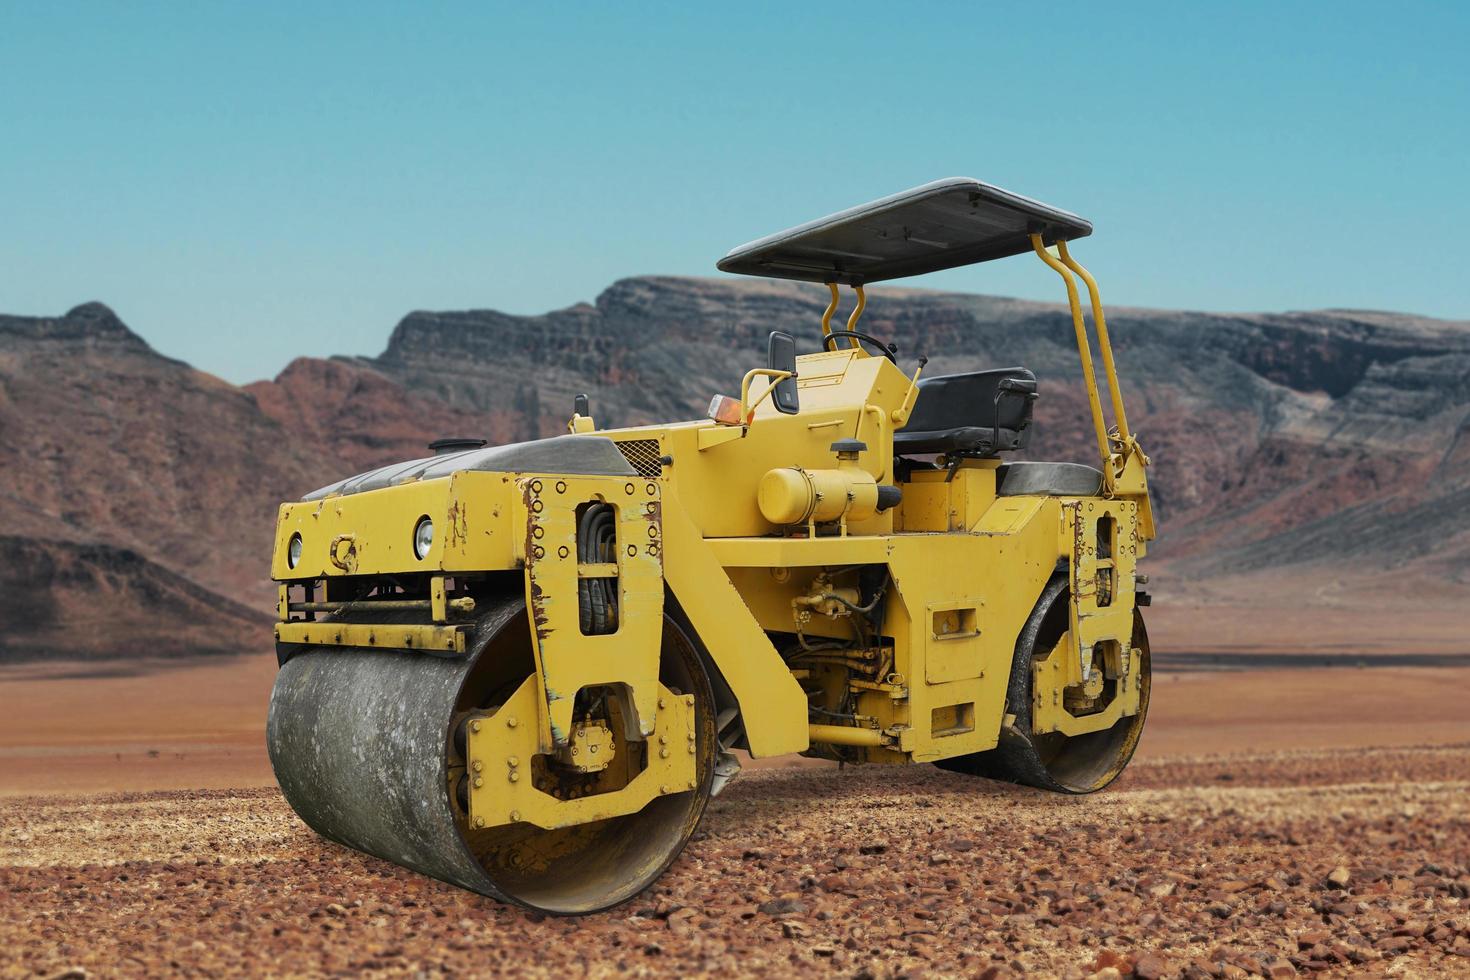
[767, 331, 800, 415]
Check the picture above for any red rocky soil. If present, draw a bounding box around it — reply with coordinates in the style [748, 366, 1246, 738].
[3, 745, 1469, 979]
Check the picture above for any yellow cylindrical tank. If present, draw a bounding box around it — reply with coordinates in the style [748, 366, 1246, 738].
[758, 466, 879, 525]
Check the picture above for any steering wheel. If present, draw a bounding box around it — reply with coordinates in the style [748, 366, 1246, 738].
[823, 330, 898, 362]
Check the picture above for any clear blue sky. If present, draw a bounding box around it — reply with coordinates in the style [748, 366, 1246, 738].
[2, 2, 1466, 383]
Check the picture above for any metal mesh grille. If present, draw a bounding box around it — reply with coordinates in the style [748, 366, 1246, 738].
[616, 439, 663, 478]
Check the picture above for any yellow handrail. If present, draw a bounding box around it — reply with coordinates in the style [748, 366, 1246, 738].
[1030, 234, 1111, 468]
[1058, 241, 1130, 445]
[820, 283, 839, 342]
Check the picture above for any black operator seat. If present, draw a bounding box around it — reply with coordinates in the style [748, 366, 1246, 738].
[893, 367, 1038, 458]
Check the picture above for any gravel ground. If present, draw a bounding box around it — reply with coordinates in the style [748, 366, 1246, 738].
[3, 745, 1469, 979]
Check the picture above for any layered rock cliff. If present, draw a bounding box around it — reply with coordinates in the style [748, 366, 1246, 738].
[1, 279, 1465, 662]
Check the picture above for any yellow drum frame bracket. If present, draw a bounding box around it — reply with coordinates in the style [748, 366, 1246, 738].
[1031, 633, 1142, 737]
[1025, 497, 1143, 737]
[1063, 499, 1138, 684]
[518, 474, 667, 753]
[464, 676, 697, 830]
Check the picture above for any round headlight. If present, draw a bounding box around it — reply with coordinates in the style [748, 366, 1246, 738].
[413, 517, 434, 560]
[287, 532, 303, 569]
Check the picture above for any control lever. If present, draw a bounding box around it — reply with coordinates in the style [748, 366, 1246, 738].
[890, 356, 928, 427]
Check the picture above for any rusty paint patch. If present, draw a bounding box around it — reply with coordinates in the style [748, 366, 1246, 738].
[522, 481, 554, 646]
[327, 534, 357, 573]
[527, 575, 553, 644]
[446, 497, 470, 549]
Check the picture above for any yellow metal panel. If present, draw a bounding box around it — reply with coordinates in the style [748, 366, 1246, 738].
[705, 535, 891, 568]
[520, 474, 666, 750]
[924, 598, 986, 684]
[696, 425, 744, 451]
[894, 465, 998, 532]
[273, 620, 466, 653]
[661, 489, 809, 758]
[271, 472, 517, 579]
[793, 348, 853, 386]
[893, 473, 950, 532]
[974, 495, 1046, 535]
[465, 677, 697, 830]
[883, 503, 1058, 762]
[957, 466, 999, 529]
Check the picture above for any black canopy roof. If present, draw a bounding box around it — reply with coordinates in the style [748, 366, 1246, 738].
[716, 178, 1092, 286]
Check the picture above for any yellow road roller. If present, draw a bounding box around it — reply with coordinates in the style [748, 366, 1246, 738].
[267, 178, 1155, 914]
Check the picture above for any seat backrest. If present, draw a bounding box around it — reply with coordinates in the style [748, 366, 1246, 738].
[903, 367, 1037, 452]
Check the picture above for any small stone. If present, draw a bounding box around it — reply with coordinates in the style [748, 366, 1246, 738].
[758, 897, 808, 916]
[1326, 867, 1351, 889]
[1134, 952, 1169, 980]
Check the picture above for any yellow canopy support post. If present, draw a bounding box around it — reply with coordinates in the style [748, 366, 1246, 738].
[1030, 233, 1111, 469]
[1057, 242, 1131, 446]
[844, 285, 866, 348]
[820, 282, 839, 342]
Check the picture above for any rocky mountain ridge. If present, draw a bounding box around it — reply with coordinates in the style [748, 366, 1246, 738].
[1, 279, 1465, 662]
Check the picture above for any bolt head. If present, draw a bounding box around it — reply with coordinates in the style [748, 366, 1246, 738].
[507, 756, 519, 767]
[506, 716, 518, 728]
[472, 776, 483, 788]
[470, 720, 481, 733]
[471, 760, 482, 773]
[660, 748, 670, 759]
[473, 816, 486, 828]
[510, 810, 521, 822]
[657, 698, 666, 709]
[508, 771, 520, 783]
[659, 785, 669, 795]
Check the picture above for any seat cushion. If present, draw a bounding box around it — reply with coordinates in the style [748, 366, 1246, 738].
[996, 461, 1104, 497]
[890, 426, 995, 456]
